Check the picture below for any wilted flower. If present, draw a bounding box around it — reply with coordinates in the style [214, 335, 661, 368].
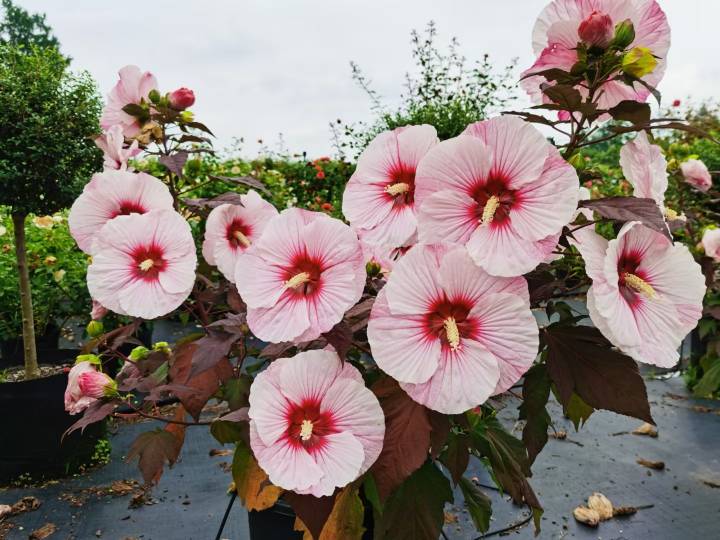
[701, 229, 720, 262]
[53, 269, 66, 283]
[572, 221, 705, 367]
[95, 124, 141, 170]
[249, 350, 385, 497]
[43, 255, 57, 266]
[100, 65, 158, 137]
[368, 244, 538, 413]
[87, 209, 197, 319]
[32, 216, 54, 229]
[680, 159, 713, 192]
[69, 170, 174, 254]
[587, 492, 614, 520]
[415, 116, 579, 277]
[343, 125, 438, 246]
[573, 506, 600, 527]
[236, 209, 365, 343]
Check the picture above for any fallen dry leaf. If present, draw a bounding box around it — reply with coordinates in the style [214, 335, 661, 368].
[587, 493, 613, 520]
[550, 429, 567, 440]
[0, 504, 11, 520]
[573, 506, 600, 527]
[702, 478, 720, 488]
[637, 458, 665, 470]
[613, 506, 639, 516]
[10, 496, 41, 515]
[209, 448, 233, 457]
[30, 522, 57, 539]
[632, 423, 658, 437]
[444, 511, 459, 524]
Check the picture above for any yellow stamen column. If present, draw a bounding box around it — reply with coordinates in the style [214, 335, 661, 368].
[443, 317, 461, 350]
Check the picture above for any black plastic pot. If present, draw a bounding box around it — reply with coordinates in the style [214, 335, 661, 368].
[0, 325, 62, 367]
[0, 370, 105, 483]
[247, 497, 374, 539]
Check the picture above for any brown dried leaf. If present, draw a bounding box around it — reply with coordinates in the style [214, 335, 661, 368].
[294, 485, 365, 540]
[29, 523, 57, 539]
[637, 458, 665, 470]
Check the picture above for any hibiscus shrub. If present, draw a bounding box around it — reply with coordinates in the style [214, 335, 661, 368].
[63, 2, 716, 539]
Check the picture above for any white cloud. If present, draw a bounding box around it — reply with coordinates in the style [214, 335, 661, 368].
[18, 0, 720, 156]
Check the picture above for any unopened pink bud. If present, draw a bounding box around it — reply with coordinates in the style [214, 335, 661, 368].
[578, 11, 613, 48]
[78, 371, 116, 398]
[169, 87, 195, 110]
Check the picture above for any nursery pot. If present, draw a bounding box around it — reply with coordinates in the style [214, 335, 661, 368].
[0, 324, 62, 367]
[247, 496, 374, 539]
[0, 370, 104, 483]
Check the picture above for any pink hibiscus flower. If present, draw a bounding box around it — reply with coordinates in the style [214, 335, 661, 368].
[702, 229, 720, 262]
[100, 65, 158, 137]
[248, 349, 385, 496]
[90, 299, 108, 321]
[680, 159, 713, 192]
[572, 221, 705, 367]
[415, 116, 579, 277]
[342, 125, 438, 246]
[201, 191, 278, 282]
[94, 124, 141, 170]
[619, 131, 668, 205]
[69, 170, 174, 254]
[521, 0, 670, 110]
[367, 244, 539, 413]
[357, 228, 415, 276]
[235, 209, 365, 343]
[87, 209, 197, 319]
[65, 361, 100, 415]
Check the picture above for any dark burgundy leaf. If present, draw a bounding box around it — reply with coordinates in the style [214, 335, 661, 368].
[259, 341, 295, 360]
[374, 461, 453, 540]
[168, 342, 197, 384]
[183, 192, 246, 210]
[127, 429, 182, 485]
[520, 68, 579, 85]
[181, 358, 234, 420]
[440, 432, 470, 485]
[63, 401, 117, 438]
[579, 197, 671, 240]
[700, 256, 716, 288]
[322, 321, 353, 361]
[544, 325, 654, 424]
[704, 306, 720, 320]
[370, 377, 432, 501]
[159, 151, 188, 177]
[177, 134, 211, 145]
[184, 121, 215, 136]
[427, 410, 451, 458]
[503, 110, 559, 127]
[284, 492, 337, 540]
[210, 175, 271, 196]
[190, 328, 241, 377]
[607, 101, 651, 124]
[227, 286, 245, 313]
[518, 364, 551, 465]
[541, 84, 583, 111]
[122, 103, 146, 117]
[103, 320, 141, 351]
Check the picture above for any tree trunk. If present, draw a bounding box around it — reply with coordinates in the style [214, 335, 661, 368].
[12, 212, 40, 379]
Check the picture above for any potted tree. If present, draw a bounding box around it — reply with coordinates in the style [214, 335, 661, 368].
[0, 1, 104, 481]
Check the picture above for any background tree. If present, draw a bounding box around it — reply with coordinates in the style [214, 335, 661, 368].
[0, 0, 60, 52]
[0, 44, 101, 378]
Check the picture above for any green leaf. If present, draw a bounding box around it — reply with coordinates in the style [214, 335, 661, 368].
[459, 477, 492, 533]
[210, 419, 245, 444]
[564, 392, 594, 430]
[363, 473, 383, 516]
[693, 360, 720, 397]
[544, 325, 654, 425]
[518, 364, 551, 465]
[469, 416, 543, 533]
[374, 461, 453, 540]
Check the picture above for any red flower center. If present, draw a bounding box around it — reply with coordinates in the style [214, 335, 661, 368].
[131, 244, 166, 281]
[285, 398, 337, 451]
[114, 200, 146, 217]
[617, 251, 655, 304]
[385, 165, 416, 208]
[284, 255, 323, 297]
[425, 297, 478, 349]
[472, 177, 517, 226]
[225, 218, 252, 249]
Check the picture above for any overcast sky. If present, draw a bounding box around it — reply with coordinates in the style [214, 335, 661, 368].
[18, 0, 720, 157]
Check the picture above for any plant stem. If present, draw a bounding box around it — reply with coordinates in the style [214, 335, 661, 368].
[12, 212, 40, 379]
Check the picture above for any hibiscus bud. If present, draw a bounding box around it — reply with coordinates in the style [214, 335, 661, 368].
[86, 320, 104, 337]
[578, 11, 613, 48]
[366, 260, 382, 277]
[169, 87, 195, 110]
[587, 493, 614, 520]
[153, 341, 171, 355]
[622, 47, 657, 78]
[148, 89, 161, 104]
[573, 506, 600, 527]
[78, 370, 117, 398]
[611, 19, 635, 49]
[680, 159, 713, 192]
[672, 99, 681, 107]
[179, 110, 194, 123]
[129, 345, 150, 362]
